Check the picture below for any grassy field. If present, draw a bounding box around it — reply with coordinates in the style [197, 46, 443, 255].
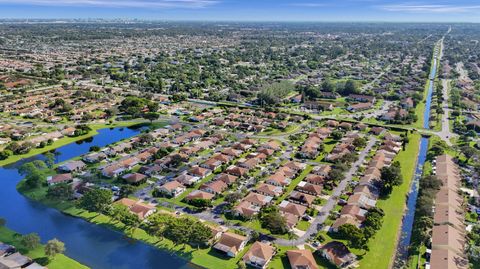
[0, 226, 88, 269]
[357, 132, 421, 269]
[0, 120, 146, 167]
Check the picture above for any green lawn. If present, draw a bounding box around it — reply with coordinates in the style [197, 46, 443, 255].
[296, 220, 311, 231]
[357, 133, 421, 269]
[0, 226, 88, 269]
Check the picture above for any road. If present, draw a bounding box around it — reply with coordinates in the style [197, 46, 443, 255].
[274, 137, 377, 246]
[438, 79, 455, 146]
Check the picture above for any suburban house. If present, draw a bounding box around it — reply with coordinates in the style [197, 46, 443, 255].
[57, 160, 86, 173]
[174, 173, 200, 186]
[115, 198, 156, 220]
[122, 173, 147, 185]
[200, 180, 228, 195]
[320, 241, 357, 268]
[185, 190, 215, 201]
[157, 181, 186, 197]
[213, 232, 248, 257]
[242, 241, 276, 269]
[47, 173, 73, 185]
[286, 249, 318, 269]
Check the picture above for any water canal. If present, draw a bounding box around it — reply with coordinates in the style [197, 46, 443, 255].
[0, 127, 193, 269]
[395, 53, 438, 264]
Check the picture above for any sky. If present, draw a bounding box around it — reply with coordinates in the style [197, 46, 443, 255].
[0, 0, 479, 22]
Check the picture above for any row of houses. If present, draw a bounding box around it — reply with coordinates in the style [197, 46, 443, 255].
[212, 230, 358, 269]
[332, 134, 402, 232]
[325, 131, 364, 162]
[299, 127, 332, 159]
[429, 155, 468, 269]
[158, 137, 281, 200]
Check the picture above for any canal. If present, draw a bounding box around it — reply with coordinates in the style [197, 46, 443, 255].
[395, 54, 438, 265]
[0, 127, 193, 269]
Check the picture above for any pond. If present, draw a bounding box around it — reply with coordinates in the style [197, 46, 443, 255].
[0, 127, 193, 269]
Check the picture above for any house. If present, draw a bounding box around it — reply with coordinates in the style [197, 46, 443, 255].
[188, 166, 212, 179]
[174, 173, 200, 186]
[286, 249, 318, 269]
[213, 232, 248, 257]
[279, 201, 307, 218]
[58, 160, 86, 173]
[267, 171, 292, 187]
[296, 181, 323, 196]
[216, 173, 238, 185]
[331, 215, 360, 232]
[200, 180, 227, 195]
[370, 127, 386, 135]
[61, 127, 77, 136]
[47, 173, 73, 185]
[0, 252, 33, 269]
[289, 191, 316, 207]
[234, 200, 261, 218]
[347, 193, 376, 209]
[312, 165, 331, 177]
[340, 205, 367, 222]
[185, 190, 215, 201]
[83, 152, 107, 163]
[102, 164, 126, 178]
[0, 243, 15, 256]
[115, 198, 156, 220]
[242, 242, 276, 269]
[347, 102, 373, 112]
[320, 241, 357, 268]
[256, 183, 283, 197]
[225, 165, 248, 177]
[158, 181, 186, 198]
[348, 94, 376, 103]
[122, 173, 147, 184]
[244, 192, 273, 207]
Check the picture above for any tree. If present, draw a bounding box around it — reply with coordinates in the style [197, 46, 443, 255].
[79, 189, 112, 213]
[337, 224, 368, 250]
[353, 137, 367, 148]
[461, 146, 478, 162]
[0, 150, 12, 160]
[380, 161, 402, 196]
[19, 161, 49, 189]
[143, 112, 160, 123]
[44, 152, 56, 168]
[225, 192, 243, 205]
[328, 168, 344, 182]
[259, 206, 289, 234]
[47, 183, 74, 200]
[188, 198, 211, 210]
[321, 79, 335, 92]
[331, 130, 343, 140]
[89, 146, 101, 152]
[119, 185, 136, 198]
[0, 218, 5, 227]
[21, 233, 41, 250]
[45, 239, 65, 259]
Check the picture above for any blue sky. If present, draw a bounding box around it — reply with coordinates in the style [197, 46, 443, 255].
[0, 0, 479, 22]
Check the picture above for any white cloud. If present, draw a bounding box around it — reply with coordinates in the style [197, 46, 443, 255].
[0, 0, 219, 8]
[381, 4, 480, 13]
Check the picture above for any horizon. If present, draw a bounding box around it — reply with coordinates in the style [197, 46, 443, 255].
[0, 0, 479, 22]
